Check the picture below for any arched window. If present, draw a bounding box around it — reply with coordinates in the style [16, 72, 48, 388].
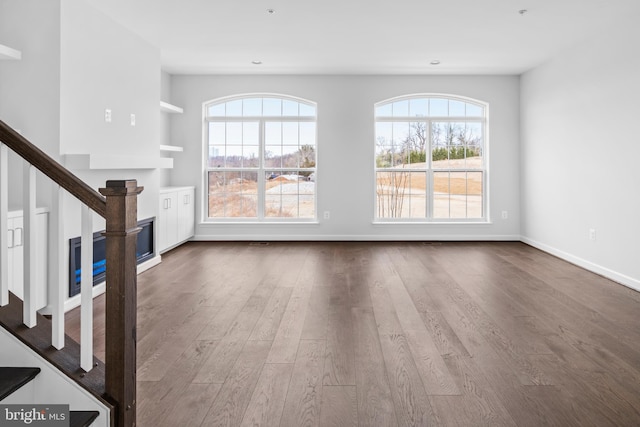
[375, 95, 487, 221]
[205, 95, 317, 220]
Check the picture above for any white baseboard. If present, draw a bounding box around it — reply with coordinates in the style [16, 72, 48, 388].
[193, 234, 522, 242]
[521, 236, 640, 293]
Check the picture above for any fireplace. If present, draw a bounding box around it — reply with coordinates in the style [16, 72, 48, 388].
[68, 217, 154, 297]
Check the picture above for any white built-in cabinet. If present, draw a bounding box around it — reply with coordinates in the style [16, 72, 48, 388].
[6, 209, 48, 310]
[159, 186, 195, 253]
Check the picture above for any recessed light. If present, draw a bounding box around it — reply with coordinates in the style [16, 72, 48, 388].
[252, 60, 262, 65]
[519, 9, 528, 15]
[267, 9, 275, 14]
[430, 60, 441, 65]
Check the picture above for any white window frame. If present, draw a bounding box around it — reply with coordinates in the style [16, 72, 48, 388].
[374, 94, 488, 222]
[203, 94, 318, 222]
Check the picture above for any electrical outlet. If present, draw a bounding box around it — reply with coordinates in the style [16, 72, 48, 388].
[130, 113, 136, 126]
[501, 211, 508, 219]
[323, 211, 330, 220]
[589, 228, 596, 241]
[104, 109, 112, 123]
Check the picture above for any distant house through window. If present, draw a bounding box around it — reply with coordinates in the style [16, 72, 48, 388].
[204, 95, 317, 220]
[375, 95, 487, 221]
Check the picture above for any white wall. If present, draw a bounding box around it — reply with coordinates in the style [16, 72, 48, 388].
[56, 0, 161, 308]
[169, 74, 520, 240]
[2, 0, 162, 309]
[60, 0, 160, 226]
[0, 0, 62, 208]
[520, 13, 640, 290]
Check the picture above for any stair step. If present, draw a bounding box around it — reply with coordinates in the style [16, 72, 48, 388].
[70, 410, 99, 427]
[0, 367, 41, 400]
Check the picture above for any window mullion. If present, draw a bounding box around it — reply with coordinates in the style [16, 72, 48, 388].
[258, 119, 265, 220]
[427, 119, 434, 219]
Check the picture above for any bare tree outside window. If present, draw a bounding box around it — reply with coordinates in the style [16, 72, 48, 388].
[375, 96, 486, 220]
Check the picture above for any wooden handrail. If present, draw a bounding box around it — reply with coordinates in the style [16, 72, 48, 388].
[1, 119, 141, 426]
[0, 120, 106, 218]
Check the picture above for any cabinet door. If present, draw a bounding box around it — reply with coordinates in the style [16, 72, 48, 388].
[159, 191, 179, 252]
[177, 188, 195, 242]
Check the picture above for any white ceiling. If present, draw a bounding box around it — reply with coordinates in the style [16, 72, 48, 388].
[84, 0, 637, 75]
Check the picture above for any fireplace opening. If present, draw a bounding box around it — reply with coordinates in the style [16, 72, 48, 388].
[68, 217, 154, 297]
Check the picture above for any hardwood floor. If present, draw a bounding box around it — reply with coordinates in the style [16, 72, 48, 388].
[66, 241, 640, 426]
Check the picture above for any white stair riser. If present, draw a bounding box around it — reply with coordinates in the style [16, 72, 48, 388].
[0, 328, 109, 426]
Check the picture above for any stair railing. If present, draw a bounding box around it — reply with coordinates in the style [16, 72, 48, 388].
[0, 120, 140, 427]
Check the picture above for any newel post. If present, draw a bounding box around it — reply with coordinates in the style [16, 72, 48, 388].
[99, 180, 143, 427]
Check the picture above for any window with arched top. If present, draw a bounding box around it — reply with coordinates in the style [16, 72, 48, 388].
[374, 95, 487, 221]
[204, 95, 317, 220]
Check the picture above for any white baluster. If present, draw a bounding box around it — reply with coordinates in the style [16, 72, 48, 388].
[23, 163, 36, 327]
[80, 204, 94, 371]
[51, 184, 65, 349]
[0, 143, 8, 306]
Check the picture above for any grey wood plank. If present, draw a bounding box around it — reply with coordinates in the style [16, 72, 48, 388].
[249, 287, 294, 341]
[352, 307, 398, 427]
[301, 284, 331, 340]
[194, 295, 270, 384]
[266, 254, 315, 364]
[319, 386, 358, 427]
[160, 383, 223, 427]
[419, 311, 471, 357]
[384, 249, 460, 395]
[136, 340, 220, 427]
[138, 304, 219, 381]
[323, 304, 356, 386]
[240, 363, 293, 427]
[379, 334, 439, 426]
[280, 340, 325, 427]
[201, 340, 272, 427]
[429, 355, 517, 427]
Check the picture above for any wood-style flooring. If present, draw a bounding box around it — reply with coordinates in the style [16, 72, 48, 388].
[66, 241, 640, 426]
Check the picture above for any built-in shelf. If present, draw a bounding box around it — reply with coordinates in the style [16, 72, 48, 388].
[0, 44, 21, 60]
[160, 101, 183, 114]
[63, 154, 173, 170]
[160, 144, 184, 152]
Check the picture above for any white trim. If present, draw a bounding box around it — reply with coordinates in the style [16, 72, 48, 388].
[160, 144, 184, 152]
[160, 101, 183, 114]
[520, 236, 640, 293]
[0, 43, 21, 60]
[63, 154, 173, 170]
[193, 234, 521, 242]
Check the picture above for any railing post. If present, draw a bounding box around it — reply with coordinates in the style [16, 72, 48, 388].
[99, 180, 143, 427]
